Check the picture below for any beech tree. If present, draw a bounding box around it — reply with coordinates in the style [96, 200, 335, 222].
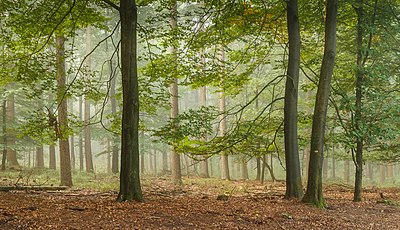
[303, 0, 338, 208]
[284, 0, 303, 199]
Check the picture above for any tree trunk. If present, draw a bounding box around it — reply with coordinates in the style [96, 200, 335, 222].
[169, 1, 182, 186]
[56, 35, 72, 187]
[78, 96, 84, 171]
[84, 26, 94, 173]
[241, 159, 248, 180]
[302, 0, 338, 208]
[2, 98, 7, 171]
[48, 94, 56, 170]
[35, 146, 44, 168]
[199, 86, 209, 178]
[110, 59, 119, 174]
[379, 164, 385, 184]
[69, 99, 75, 171]
[162, 150, 168, 173]
[153, 149, 157, 176]
[6, 93, 19, 167]
[117, 0, 143, 201]
[284, 0, 303, 199]
[219, 90, 230, 180]
[256, 156, 261, 181]
[344, 160, 350, 184]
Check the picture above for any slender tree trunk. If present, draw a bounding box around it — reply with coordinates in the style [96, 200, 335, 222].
[110, 59, 119, 174]
[6, 93, 19, 167]
[344, 160, 350, 184]
[35, 146, 44, 168]
[219, 90, 230, 180]
[77, 96, 84, 171]
[153, 149, 157, 176]
[2, 98, 7, 171]
[107, 139, 111, 173]
[169, 1, 182, 186]
[199, 86, 209, 178]
[241, 159, 248, 180]
[302, 0, 338, 208]
[162, 150, 168, 173]
[117, 0, 143, 201]
[69, 99, 75, 171]
[49, 145, 56, 169]
[353, 0, 364, 202]
[379, 164, 385, 184]
[48, 94, 56, 170]
[84, 26, 94, 173]
[284, 0, 303, 199]
[56, 35, 72, 187]
[256, 156, 261, 181]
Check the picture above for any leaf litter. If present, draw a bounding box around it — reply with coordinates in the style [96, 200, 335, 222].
[0, 178, 399, 229]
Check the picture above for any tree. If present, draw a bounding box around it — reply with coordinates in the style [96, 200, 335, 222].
[84, 26, 94, 173]
[198, 86, 209, 178]
[302, 0, 338, 208]
[169, 0, 183, 186]
[284, 0, 303, 199]
[116, 0, 143, 202]
[56, 35, 73, 187]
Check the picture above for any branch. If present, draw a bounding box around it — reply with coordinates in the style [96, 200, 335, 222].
[102, 0, 120, 11]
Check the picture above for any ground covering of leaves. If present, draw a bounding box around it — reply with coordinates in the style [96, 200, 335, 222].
[0, 177, 399, 229]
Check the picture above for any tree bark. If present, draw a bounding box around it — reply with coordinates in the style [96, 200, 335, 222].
[6, 92, 19, 167]
[48, 94, 56, 170]
[56, 35, 72, 187]
[219, 90, 230, 180]
[78, 96, 84, 171]
[69, 99, 75, 171]
[117, 0, 143, 201]
[110, 59, 119, 174]
[35, 145, 44, 168]
[2, 98, 7, 170]
[199, 86, 209, 178]
[302, 0, 338, 208]
[84, 26, 94, 173]
[284, 0, 303, 199]
[169, 1, 182, 186]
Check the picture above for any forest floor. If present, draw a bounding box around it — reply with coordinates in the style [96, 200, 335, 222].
[0, 175, 399, 229]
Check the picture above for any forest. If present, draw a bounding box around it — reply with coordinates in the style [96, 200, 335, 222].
[0, 0, 399, 229]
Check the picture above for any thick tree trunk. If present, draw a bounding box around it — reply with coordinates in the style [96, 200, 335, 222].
[56, 35, 72, 187]
[302, 0, 338, 208]
[284, 0, 303, 199]
[84, 26, 94, 173]
[117, 0, 143, 201]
